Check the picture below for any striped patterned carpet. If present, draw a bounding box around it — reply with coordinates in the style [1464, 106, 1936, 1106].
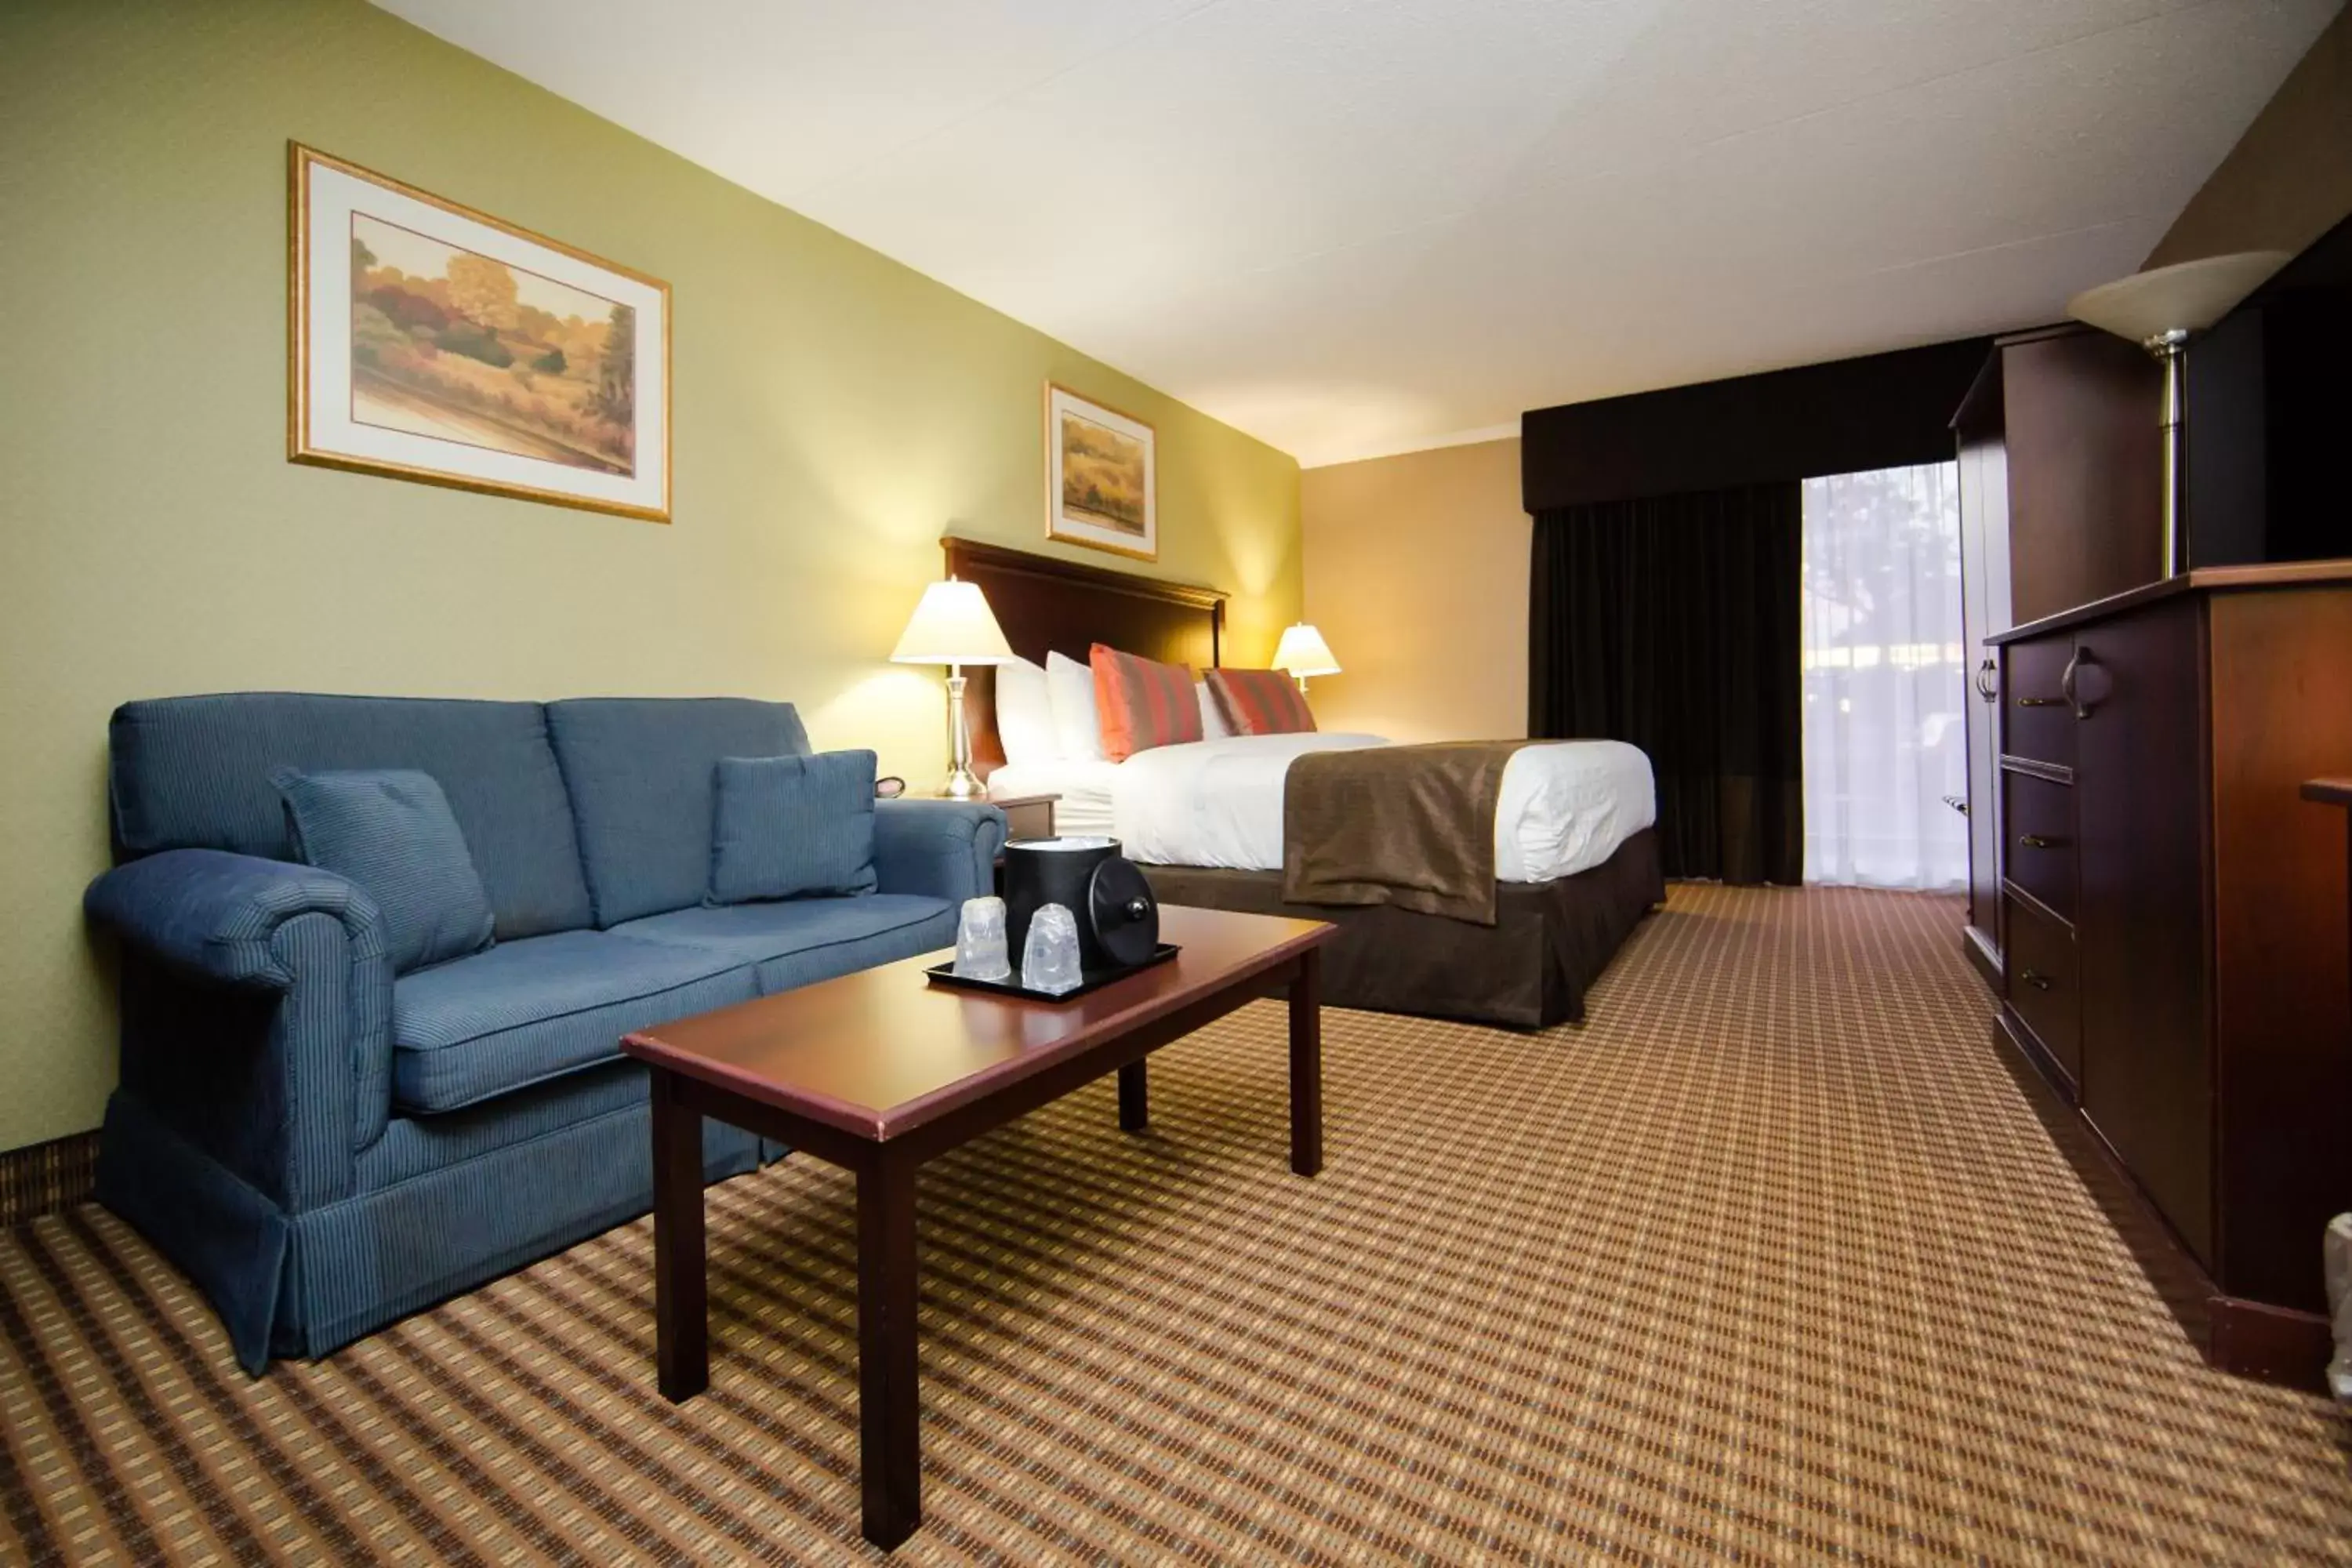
[2, 885, 2347, 1564]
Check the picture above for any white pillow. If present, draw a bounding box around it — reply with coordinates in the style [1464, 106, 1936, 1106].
[1196, 680, 1232, 740]
[1046, 650, 1105, 760]
[993, 657, 1059, 765]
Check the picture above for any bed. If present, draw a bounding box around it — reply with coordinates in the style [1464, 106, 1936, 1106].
[946, 537, 1663, 1027]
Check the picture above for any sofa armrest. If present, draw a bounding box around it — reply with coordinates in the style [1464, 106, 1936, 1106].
[85, 848, 388, 989]
[871, 800, 1007, 905]
[86, 849, 395, 1206]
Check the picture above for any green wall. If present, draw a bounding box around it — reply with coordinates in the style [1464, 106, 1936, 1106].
[0, 0, 1301, 1151]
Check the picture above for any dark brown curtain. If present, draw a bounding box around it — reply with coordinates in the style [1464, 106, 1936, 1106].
[1529, 484, 1803, 884]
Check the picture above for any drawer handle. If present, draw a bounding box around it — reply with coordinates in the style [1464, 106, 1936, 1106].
[2018, 969, 2053, 992]
[2016, 696, 2063, 708]
[2016, 833, 2062, 850]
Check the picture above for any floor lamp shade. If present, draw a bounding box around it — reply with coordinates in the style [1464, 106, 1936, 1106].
[891, 578, 1014, 799]
[2066, 252, 2290, 344]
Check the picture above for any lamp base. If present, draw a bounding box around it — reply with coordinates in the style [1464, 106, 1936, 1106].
[941, 666, 984, 803]
[2148, 329, 2189, 580]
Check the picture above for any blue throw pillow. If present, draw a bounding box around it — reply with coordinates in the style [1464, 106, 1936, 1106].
[272, 768, 496, 975]
[709, 751, 879, 905]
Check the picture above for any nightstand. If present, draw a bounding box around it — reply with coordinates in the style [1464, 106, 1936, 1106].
[982, 792, 1059, 843]
[971, 792, 1058, 897]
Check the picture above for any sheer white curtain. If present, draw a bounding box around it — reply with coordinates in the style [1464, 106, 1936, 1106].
[1800, 463, 1968, 890]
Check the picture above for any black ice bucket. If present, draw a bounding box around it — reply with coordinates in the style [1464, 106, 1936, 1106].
[1000, 836, 1160, 973]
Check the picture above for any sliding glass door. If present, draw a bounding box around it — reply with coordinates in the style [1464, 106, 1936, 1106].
[1799, 463, 1968, 891]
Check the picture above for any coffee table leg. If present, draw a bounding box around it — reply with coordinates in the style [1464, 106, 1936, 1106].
[651, 1068, 708, 1402]
[1290, 948, 1323, 1177]
[1118, 1061, 1149, 1131]
[858, 1154, 922, 1548]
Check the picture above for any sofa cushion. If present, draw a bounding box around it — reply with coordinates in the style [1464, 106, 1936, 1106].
[110, 694, 593, 938]
[615, 894, 956, 996]
[274, 768, 495, 975]
[390, 931, 755, 1114]
[710, 751, 879, 904]
[546, 698, 811, 927]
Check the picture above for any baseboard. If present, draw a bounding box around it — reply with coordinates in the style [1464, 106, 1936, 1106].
[1961, 924, 2001, 991]
[1993, 1004, 2076, 1101]
[0, 1129, 102, 1225]
[1990, 1010, 2336, 1394]
[2207, 1297, 2336, 1388]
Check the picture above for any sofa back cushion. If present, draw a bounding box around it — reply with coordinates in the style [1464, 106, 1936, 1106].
[110, 694, 593, 938]
[546, 697, 811, 926]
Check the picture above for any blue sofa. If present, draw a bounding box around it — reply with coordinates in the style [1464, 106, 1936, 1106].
[83, 693, 1004, 1374]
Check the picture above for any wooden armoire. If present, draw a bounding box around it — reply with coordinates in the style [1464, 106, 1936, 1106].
[1954, 315, 2352, 1385]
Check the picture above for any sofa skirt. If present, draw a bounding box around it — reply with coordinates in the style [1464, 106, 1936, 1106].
[98, 1076, 766, 1374]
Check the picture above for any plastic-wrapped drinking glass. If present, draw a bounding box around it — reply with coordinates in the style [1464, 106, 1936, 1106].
[954, 896, 1011, 982]
[1020, 903, 1084, 994]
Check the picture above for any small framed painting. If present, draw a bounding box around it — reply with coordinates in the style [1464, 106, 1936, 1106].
[289, 143, 670, 522]
[1045, 384, 1156, 561]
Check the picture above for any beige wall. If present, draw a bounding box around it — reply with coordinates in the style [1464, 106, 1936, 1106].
[2146, 3, 2352, 267]
[1300, 439, 1528, 742]
[0, 0, 1300, 1151]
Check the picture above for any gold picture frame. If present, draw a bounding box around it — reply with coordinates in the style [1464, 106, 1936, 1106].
[289, 143, 672, 523]
[1045, 383, 1156, 561]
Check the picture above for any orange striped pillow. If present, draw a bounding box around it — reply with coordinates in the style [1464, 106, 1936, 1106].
[1089, 644, 1203, 760]
[1205, 668, 1317, 736]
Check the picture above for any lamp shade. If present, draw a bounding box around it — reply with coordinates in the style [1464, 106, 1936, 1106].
[1271, 622, 1341, 679]
[890, 578, 1014, 666]
[2066, 250, 2291, 343]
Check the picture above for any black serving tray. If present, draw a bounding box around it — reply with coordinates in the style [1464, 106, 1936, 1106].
[924, 943, 1180, 1003]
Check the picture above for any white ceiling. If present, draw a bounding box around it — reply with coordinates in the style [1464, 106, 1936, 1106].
[376, 0, 2339, 466]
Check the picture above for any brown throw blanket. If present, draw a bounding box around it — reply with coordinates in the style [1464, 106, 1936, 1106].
[1282, 741, 1537, 925]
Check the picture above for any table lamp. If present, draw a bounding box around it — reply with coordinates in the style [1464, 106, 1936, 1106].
[2065, 249, 2289, 579]
[1271, 623, 1341, 694]
[891, 577, 1014, 799]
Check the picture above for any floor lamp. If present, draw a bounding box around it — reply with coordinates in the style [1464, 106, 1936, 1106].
[2065, 250, 2289, 578]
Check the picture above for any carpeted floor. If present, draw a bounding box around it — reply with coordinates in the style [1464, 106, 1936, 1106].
[2, 885, 2347, 1564]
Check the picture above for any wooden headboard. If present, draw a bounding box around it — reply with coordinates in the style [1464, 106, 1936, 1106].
[942, 537, 1227, 777]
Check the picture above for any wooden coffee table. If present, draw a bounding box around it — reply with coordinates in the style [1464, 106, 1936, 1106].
[620, 903, 1334, 1549]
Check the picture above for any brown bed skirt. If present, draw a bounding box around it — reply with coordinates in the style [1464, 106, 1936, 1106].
[1140, 827, 1664, 1030]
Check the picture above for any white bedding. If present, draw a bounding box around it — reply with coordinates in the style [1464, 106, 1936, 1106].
[984, 757, 1121, 836]
[991, 733, 1654, 883]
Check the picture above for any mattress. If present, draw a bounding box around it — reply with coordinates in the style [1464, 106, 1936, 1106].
[991, 734, 1655, 884]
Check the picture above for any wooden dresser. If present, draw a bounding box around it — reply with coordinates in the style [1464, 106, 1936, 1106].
[1952, 325, 2161, 985]
[1987, 563, 2352, 1380]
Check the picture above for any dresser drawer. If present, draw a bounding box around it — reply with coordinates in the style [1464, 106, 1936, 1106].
[2002, 769, 2076, 922]
[2004, 891, 2080, 1084]
[2002, 634, 2076, 769]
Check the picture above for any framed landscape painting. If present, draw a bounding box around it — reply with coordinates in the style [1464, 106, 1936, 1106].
[289, 143, 670, 521]
[1045, 384, 1156, 560]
